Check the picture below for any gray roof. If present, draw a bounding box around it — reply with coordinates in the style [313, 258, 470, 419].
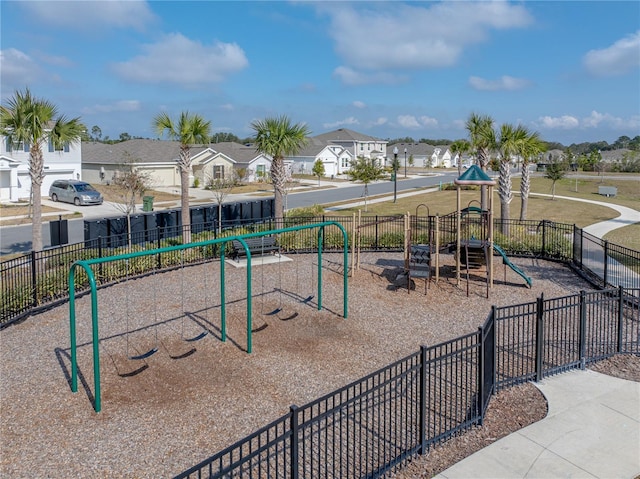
[312, 128, 384, 143]
[388, 142, 438, 156]
[82, 139, 209, 164]
[210, 142, 269, 166]
[291, 128, 386, 157]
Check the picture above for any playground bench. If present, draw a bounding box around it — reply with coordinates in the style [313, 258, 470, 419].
[232, 236, 280, 261]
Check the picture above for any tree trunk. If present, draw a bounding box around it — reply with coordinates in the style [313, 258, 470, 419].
[271, 156, 286, 228]
[180, 166, 191, 244]
[364, 184, 368, 212]
[478, 149, 489, 211]
[30, 146, 44, 252]
[519, 162, 530, 221]
[498, 159, 512, 235]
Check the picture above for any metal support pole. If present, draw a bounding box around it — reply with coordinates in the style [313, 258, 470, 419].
[393, 152, 398, 203]
[404, 148, 407, 178]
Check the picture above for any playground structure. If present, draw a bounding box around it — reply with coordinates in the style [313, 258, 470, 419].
[350, 165, 532, 296]
[68, 221, 349, 412]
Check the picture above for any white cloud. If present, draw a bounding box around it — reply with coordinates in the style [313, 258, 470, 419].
[220, 104, 235, 111]
[535, 111, 640, 131]
[397, 115, 438, 129]
[322, 117, 360, 129]
[320, 2, 533, 73]
[584, 31, 640, 77]
[468, 75, 531, 91]
[82, 100, 141, 114]
[18, 0, 157, 31]
[582, 111, 640, 129]
[353, 101, 366, 109]
[0, 48, 42, 91]
[333, 66, 403, 86]
[370, 117, 388, 127]
[112, 33, 248, 87]
[536, 115, 580, 129]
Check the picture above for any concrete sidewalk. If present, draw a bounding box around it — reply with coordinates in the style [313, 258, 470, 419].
[435, 370, 640, 479]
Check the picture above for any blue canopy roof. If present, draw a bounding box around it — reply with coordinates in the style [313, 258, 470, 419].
[454, 165, 496, 186]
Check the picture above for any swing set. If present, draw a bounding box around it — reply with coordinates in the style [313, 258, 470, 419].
[68, 221, 349, 412]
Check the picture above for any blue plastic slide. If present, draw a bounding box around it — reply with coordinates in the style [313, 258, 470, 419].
[493, 244, 532, 288]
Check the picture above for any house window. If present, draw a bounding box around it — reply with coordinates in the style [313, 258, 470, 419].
[48, 139, 70, 152]
[8, 141, 29, 152]
[341, 157, 349, 169]
[213, 165, 225, 179]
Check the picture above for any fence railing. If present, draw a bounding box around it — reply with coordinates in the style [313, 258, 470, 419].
[2, 215, 639, 327]
[175, 286, 639, 478]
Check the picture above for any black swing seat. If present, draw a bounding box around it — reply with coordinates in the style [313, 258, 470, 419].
[129, 347, 158, 361]
[232, 236, 280, 261]
[184, 331, 208, 342]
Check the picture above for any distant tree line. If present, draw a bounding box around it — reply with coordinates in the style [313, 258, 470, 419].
[85, 125, 254, 145]
[387, 135, 640, 153]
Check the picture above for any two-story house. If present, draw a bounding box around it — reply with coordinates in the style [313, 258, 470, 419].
[0, 136, 82, 203]
[287, 128, 388, 176]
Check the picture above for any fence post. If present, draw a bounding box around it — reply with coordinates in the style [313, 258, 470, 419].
[477, 326, 485, 426]
[541, 221, 547, 257]
[156, 230, 162, 270]
[30, 251, 38, 308]
[535, 294, 544, 381]
[419, 345, 427, 455]
[375, 215, 379, 250]
[290, 404, 299, 479]
[98, 239, 103, 279]
[579, 290, 587, 369]
[617, 285, 624, 353]
[603, 240, 609, 286]
[579, 226, 584, 269]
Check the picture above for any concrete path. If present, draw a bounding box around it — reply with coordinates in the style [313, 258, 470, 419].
[435, 370, 640, 479]
[529, 193, 640, 238]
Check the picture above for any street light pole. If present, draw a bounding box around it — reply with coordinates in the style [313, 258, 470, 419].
[404, 148, 407, 178]
[393, 146, 398, 203]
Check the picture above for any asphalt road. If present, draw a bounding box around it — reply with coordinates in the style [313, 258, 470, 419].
[0, 170, 474, 256]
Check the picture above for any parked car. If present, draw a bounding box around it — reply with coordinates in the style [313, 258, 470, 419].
[49, 180, 103, 206]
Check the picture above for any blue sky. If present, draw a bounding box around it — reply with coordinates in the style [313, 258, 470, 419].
[1, 1, 639, 145]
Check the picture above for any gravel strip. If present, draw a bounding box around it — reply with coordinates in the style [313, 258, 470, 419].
[0, 252, 603, 478]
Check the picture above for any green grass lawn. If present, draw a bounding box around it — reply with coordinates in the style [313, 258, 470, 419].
[604, 223, 640, 251]
[518, 175, 640, 210]
[324, 188, 619, 229]
[319, 175, 639, 249]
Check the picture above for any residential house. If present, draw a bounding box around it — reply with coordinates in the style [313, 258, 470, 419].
[387, 142, 467, 170]
[0, 135, 82, 202]
[288, 128, 388, 176]
[82, 139, 245, 188]
[206, 142, 272, 183]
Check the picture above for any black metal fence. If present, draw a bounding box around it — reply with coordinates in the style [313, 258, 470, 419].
[2, 216, 639, 327]
[573, 227, 640, 290]
[176, 286, 639, 478]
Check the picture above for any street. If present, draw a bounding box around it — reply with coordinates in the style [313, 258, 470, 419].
[0, 172, 459, 256]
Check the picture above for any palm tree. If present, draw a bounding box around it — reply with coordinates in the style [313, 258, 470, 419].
[449, 139, 470, 176]
[496, 123, 529, 234]
[250, 115, 310, 226]
[465, 113, 497, 210]
[153, 111, 211, 244]
[1, 89, 84, 252]
[518, 130, 545, 220]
